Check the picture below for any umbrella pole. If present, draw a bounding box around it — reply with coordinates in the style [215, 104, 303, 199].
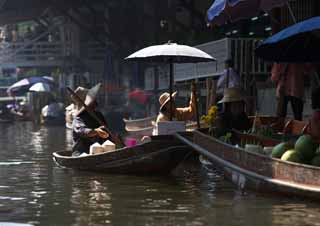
[286, 1, 297, 23]
[192, 80, 200, 129]
[169, 62, 173, 121]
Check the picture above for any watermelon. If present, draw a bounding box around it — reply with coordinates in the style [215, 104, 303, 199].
[281, 150, 302, 163]
[271, 142, 289, 158]
[295, 135, 318, 161]
[311, 155, 320, 167]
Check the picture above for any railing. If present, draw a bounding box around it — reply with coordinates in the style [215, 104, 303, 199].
[174, 38, 270, 82]
[0, 41, 70, 65]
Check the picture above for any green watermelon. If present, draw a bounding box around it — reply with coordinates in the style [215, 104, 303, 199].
[271, 142, 289, 158]
[311, 155, 320, 167]
[295, 135, 318, 161]
[281, 150, 302, 163]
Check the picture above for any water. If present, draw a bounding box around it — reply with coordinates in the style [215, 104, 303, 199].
[0, 122, 320, 226]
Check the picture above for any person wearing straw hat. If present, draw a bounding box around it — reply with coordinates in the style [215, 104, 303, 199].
[215, 88, 251, 136]
[156, 90, 195, 123]
[71, 84, 109, 156]
[65, 87, 88, 128]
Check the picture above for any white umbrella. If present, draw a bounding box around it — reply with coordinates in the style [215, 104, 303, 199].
[125, 41, 216, 120]
[29, 82, 51, 92]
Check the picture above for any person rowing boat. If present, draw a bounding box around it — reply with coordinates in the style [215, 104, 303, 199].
[70, 84, 112, 156]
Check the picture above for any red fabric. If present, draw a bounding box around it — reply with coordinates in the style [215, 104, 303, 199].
[128, 90, 150, 104]
[271, 63, 314, 99]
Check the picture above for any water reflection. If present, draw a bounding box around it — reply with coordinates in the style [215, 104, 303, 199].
[0, 123, 320, 226]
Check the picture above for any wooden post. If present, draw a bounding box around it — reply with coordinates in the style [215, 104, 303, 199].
[209, 79, 217, 107]
[206, 78, 212, 112]
[192, 80, 200, 129]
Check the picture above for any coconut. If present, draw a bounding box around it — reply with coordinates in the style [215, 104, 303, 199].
[311, 155, 320, 167]
[281, 150, 301, 163]
[271, 142, 289, 158]
[295, 135, 318, 162]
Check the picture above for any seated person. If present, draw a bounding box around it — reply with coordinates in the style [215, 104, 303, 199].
[307, 87, 320, 143]
[10, 101, 33, 120]
[72, 84, 109, 156]
[41, 98, 63, 119]
[156, 90, 195, 123]
[141, 90, 195, 141]
[214, 88, 251, 136]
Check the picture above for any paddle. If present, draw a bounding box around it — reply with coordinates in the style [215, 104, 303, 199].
[67, 87, 125, 147]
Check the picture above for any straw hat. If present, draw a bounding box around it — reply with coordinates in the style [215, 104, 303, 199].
[159, 91, 177, 111]
[218, 88, 245, 104]
[76, 83, 101, 116]
[70, 86, 89, 109]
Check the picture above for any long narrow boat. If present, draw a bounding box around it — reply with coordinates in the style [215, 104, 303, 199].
[175, 130, 320, 200]
[123, 116, 157, 128]
[123, 115, 207, 138]
[53, 135, 193, 174]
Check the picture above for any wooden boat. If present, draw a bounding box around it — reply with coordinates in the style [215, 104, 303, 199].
[124, 115, 207, 138]
[53, 135, 193, 174]
[123, 116, 156, 128]
[175, 130, 320, 200]
[249, 115, 309, 139]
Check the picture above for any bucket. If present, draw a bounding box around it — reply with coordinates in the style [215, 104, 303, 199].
[125, 138, 137, 147]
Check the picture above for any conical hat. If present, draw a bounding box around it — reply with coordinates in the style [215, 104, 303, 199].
[218, 88, 245, 104]
[70, 86, 88, 109]
[76, 83, 101, 116]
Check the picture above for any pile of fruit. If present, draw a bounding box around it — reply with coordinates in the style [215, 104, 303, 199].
[271, 135, 320, 166]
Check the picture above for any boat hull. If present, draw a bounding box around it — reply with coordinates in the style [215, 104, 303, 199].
[175, 130, 320, 200]
[53, 135, 193, 174]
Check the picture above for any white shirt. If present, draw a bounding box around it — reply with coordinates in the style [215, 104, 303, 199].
[217, 68, 241, 94]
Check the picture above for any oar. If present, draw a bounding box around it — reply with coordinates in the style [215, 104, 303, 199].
[67, 87, 125, 147]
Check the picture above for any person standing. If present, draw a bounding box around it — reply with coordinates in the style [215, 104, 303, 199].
[216, 59, 241, 103]
[271, 63, 314, 121]
[307, 87, 320, 143]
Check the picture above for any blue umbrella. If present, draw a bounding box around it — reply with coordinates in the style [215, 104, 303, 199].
[7, 76, 55, 96]
[255, 16, 320, 62]
[207, 0, 288, 25]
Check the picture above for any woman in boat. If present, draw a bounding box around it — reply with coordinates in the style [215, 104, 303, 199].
[141, 89, 195, 141]
[72, 84, 109, 156]
[214, 88, 251, 136]
[308, 87, 320, 143]
[156, 89, 195, 123]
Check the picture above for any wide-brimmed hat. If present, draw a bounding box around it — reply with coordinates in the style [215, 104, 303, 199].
[70, 86, 88, 109]
[76, 83, 101, 116]
[159, 91, 177, 111]
[218, 88, 245, 104]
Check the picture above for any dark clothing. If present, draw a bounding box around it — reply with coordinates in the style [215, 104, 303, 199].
[72, 110, 107, 156]
[280, 96, 303, 121]
[215, 111, 251, 137]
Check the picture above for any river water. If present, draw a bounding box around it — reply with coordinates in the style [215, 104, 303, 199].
[0, 122, 320, 226]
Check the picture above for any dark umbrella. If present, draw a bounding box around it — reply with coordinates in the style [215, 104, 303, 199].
[125, 41, 216, 120]
[255, 16, 320, 62]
